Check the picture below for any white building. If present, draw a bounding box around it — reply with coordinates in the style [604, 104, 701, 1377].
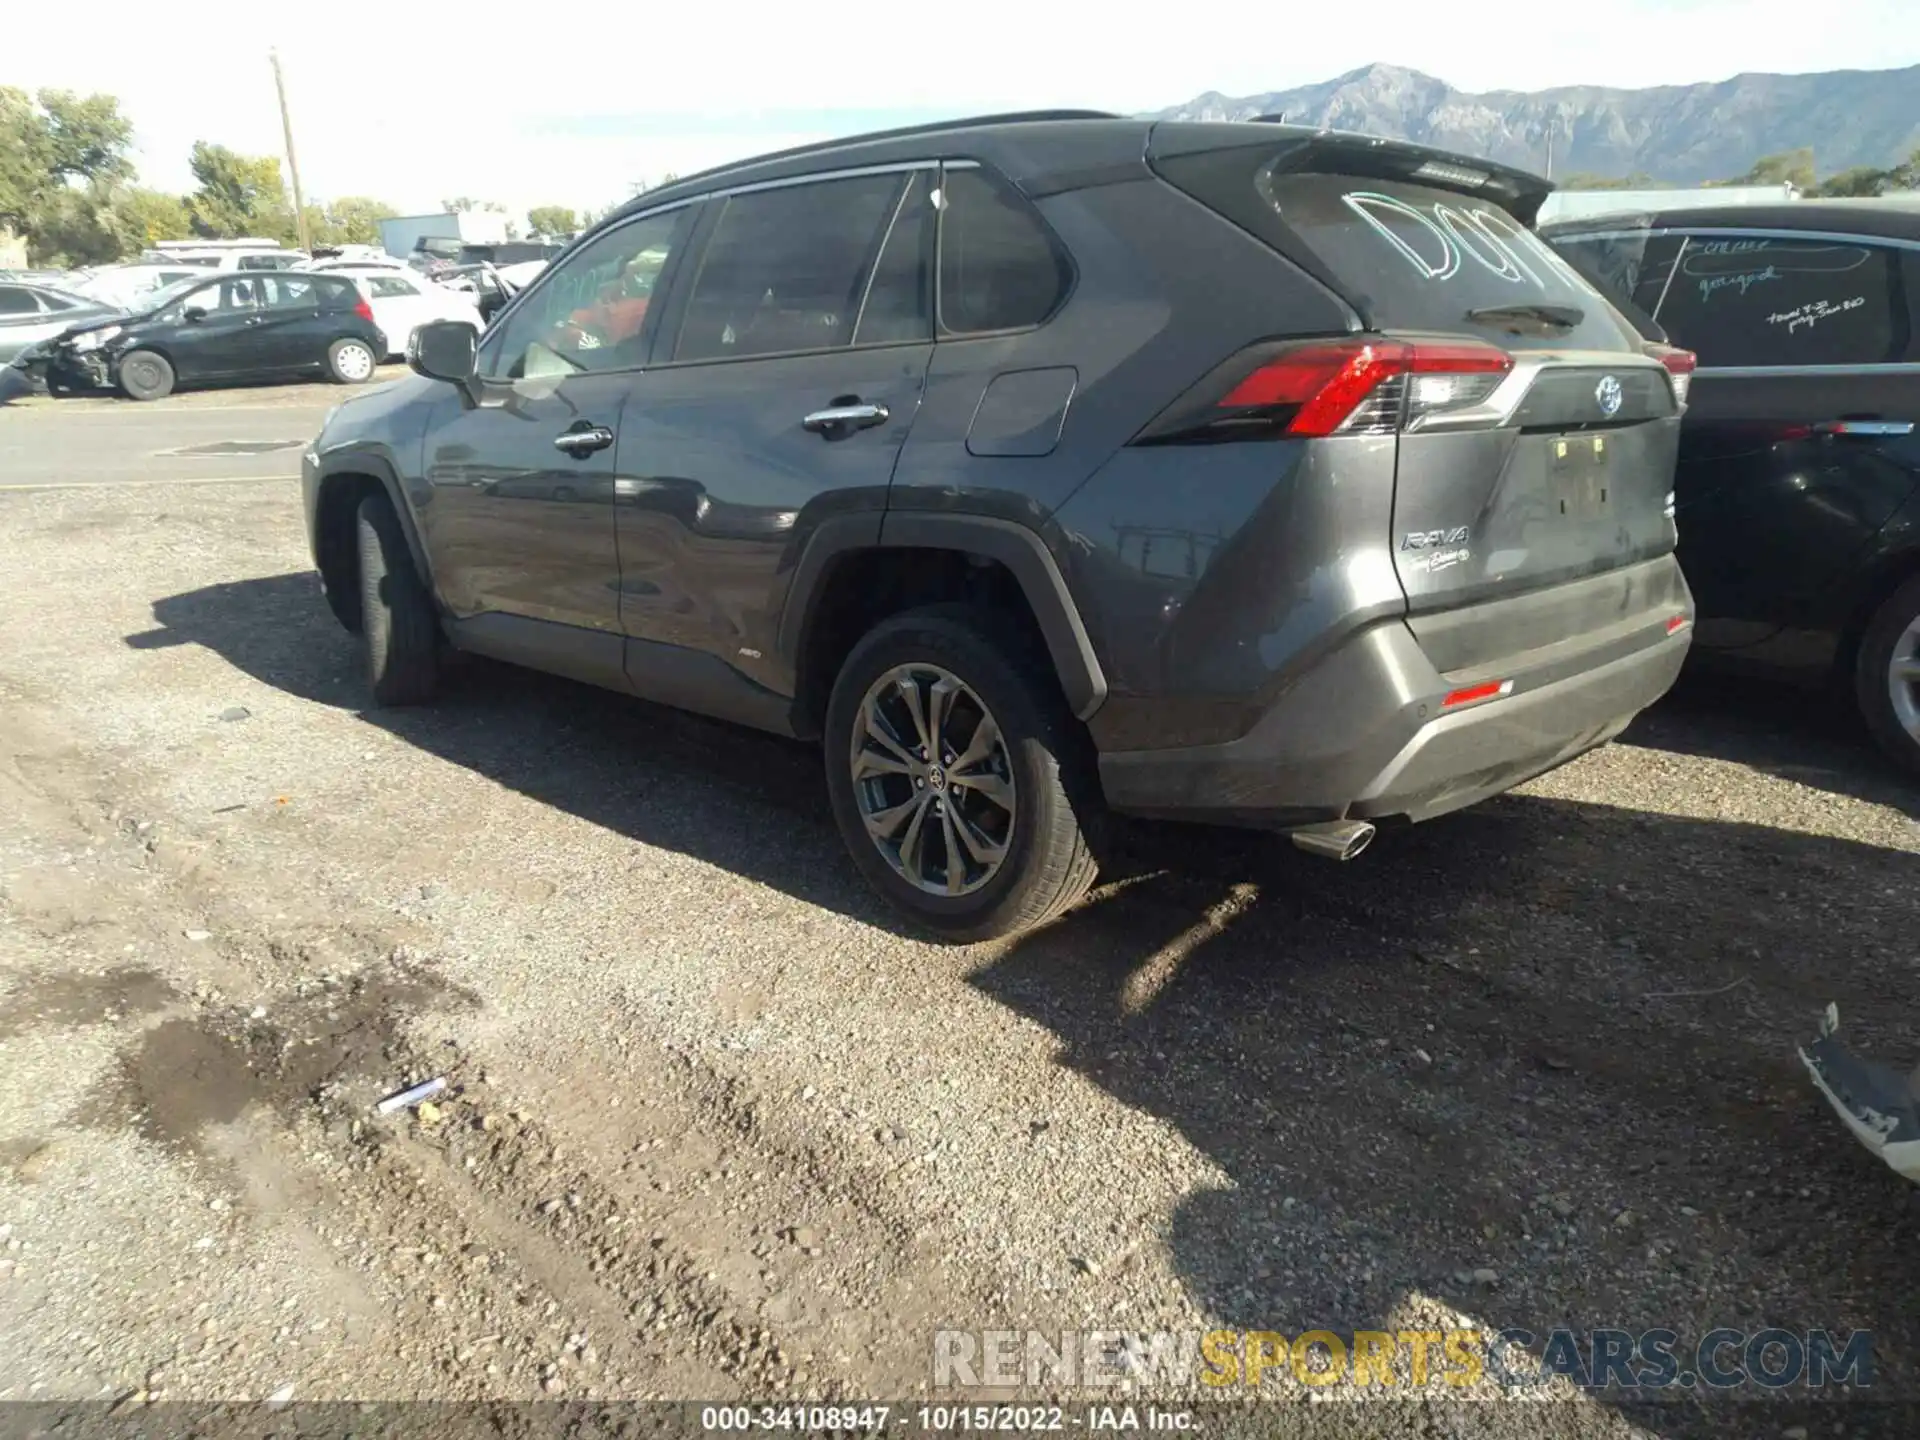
[1536, 183, 1799, 226]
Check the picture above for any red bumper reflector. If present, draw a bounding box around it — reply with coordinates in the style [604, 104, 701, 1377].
[1667, 614, 1691, 635]
[1441, 679, 1512, 709]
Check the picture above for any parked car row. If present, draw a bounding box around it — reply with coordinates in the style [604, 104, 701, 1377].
[1, 271, 388, 402]
[0, 252, 518, 402]
[1540, 202, 1920, 777]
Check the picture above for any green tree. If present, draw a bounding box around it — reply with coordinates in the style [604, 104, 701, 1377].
[188, 141, 294, 240]
[26, 184, 121, 267]
[0, 87, 136, 251]
[36, 90, 135, 186]
[324, 196, 397, 246]
[1712, 147, 1817, 191]
[112, 186, 192, 247]
[1559, 172, 1666, 191]
[526, 205, 578, 236]
[1813, 165, 1894, 197]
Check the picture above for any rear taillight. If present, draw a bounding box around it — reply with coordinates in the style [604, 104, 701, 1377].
[354, 298, 376, 324]
[1645, 343, 1696, 407]
[1135, 337, 1514, 445]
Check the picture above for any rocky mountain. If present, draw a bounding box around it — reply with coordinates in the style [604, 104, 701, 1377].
[1154, 63, 1920, 185]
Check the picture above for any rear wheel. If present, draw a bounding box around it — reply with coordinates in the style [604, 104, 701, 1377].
[354, 492, 439, 706]
[1856, 574, 1920, 777]
[117, 350, 174, 401]
[823, 606, 1100, 942]
[328, 337, 378, 384]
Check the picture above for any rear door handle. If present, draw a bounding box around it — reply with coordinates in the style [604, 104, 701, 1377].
[1815, 420, 1914, 437]
[553, 423, 615, 456]
[802, 400, 889, 436]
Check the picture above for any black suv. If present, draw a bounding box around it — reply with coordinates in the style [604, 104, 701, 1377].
[303, 112, 1694, 939]
[41, 271, 385, 400]
[1545, 203, 1920, 775]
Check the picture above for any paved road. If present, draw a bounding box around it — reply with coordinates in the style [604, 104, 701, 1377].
[0, 373, 403, 489]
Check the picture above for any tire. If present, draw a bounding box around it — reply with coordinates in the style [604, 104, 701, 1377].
[117, 350, 174, 401]
[1854, 573, 1920, 777]
[354, 492, 440, 706]
[328, 337, 378, 384]
[823, 605, 1101, 942]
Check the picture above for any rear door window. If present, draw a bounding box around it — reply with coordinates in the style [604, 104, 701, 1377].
[673, 172, 905, 362]
[262, 275, 319, 310]
[312, 277, 358, 309]
[936, 166, 1071, 336]
[0, 286, 36, 315]
[1253, 173, 1643, 352]
[853, 171, 935, 346]
[1649, 233, 1908, 368]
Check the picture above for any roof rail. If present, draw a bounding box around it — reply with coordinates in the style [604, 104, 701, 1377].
[613, 109, 1124, 216]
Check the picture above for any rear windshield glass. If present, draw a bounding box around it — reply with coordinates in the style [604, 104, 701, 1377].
[1207, 168, 1643, 353]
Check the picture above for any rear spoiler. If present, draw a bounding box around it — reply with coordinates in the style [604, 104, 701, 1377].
[1146, 123, 1560, 330]
[1149, 122, 1555, 224]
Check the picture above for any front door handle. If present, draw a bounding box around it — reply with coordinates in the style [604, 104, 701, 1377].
[554, 422, 615, 456]
[1814, 419, 1915, 437]
[802, 400, 889, 436]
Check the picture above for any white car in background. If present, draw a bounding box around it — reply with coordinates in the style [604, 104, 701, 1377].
[347, 269, 483, 359]
[65, 264, 210, 310]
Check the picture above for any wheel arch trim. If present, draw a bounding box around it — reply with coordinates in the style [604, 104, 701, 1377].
[311, 448, 435, 592]
[777, 511, 1108, 721]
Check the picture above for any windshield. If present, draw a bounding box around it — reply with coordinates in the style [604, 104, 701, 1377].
[141, 277, 209, 312]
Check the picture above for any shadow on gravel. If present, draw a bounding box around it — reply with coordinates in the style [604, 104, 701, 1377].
[1624, 668, 1920, 822]
[970, 803, 1920, 1437]
[135, 574, 1920, 1435]
[127, 572, 905, 932]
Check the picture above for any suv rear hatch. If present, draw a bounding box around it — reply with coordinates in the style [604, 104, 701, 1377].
[1145, 128, 1691, 662]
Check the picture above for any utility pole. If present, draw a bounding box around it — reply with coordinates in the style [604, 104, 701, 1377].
[269, 49, 311, 253]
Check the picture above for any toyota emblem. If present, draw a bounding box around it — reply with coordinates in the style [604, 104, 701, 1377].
[1595, 374, 1624, 418]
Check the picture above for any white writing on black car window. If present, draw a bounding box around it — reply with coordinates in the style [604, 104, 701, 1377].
[1679, 241, 1871, 303]
[1766, 295, 1868, 333]
[1697, 267, 1780, 302]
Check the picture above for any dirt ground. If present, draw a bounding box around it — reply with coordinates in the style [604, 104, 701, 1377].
[1, 393, 1918, 1439]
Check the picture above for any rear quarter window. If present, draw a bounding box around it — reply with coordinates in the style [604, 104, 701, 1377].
[1259, 173, 1643, 352]
[314, 278, 359, 308]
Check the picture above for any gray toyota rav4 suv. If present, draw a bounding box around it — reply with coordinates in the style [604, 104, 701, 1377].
[302, 111, 1695, 940]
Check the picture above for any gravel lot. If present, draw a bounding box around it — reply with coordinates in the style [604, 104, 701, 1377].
[1, 389, 1917, 1439]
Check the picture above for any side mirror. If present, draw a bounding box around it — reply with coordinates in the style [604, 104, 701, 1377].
[182, 306, 207, 323]
[409, 318, 478, 385]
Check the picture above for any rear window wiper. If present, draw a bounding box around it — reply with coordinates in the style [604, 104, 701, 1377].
[1466, 303, 1584, 336]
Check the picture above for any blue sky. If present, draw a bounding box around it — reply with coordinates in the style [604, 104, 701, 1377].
[8, 0, 1918, 223]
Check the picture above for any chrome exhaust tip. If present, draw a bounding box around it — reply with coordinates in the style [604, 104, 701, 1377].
[1289, 819, 1376, 862]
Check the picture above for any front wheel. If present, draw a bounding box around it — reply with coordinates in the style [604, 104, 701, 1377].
[328, 337, 378, 384]
[354, 492, 440, 706]
[1856, 574, 1920, 777]
[823, 606, 1100, 942]
[117, 350, 175, 401]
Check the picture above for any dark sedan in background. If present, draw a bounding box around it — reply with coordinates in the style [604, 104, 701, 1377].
[15, 271, 388, 402]
[1547, 203, 1920, 774]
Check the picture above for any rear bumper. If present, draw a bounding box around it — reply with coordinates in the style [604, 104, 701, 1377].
[1099, 559, 1692, 828]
